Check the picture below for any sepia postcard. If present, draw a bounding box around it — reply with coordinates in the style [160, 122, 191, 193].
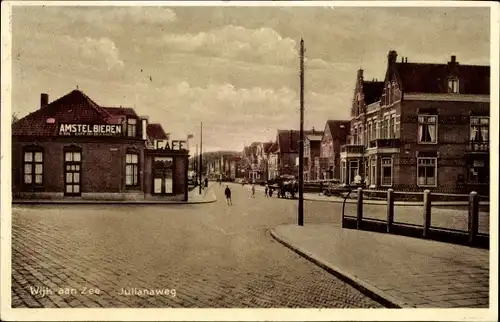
[1, 1, 498, 321]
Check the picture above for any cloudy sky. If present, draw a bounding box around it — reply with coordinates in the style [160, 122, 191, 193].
[11, 4, 490, 153]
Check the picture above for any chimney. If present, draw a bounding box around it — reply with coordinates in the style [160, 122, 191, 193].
[388, 50, 398, 66]
[40, 93, 49, 108]
[451, 55, 456, 63]
[357, 69, 364, 81]
[405, 57, 408, 63]
[140, 115, 149, 141]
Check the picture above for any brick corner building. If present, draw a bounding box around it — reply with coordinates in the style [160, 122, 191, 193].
[341, 51, 490, 195]
[12, 90, 189, 201]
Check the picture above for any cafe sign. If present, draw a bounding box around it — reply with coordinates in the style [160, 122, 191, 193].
[59, 124, 122, 136]
[153, 139, 187, 151]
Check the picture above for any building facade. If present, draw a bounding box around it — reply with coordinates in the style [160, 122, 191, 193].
[12, 90, 189, 201]
[304, 130, 324, 181]
[340, 51, 490, 195]
[318, 120, 350, 180]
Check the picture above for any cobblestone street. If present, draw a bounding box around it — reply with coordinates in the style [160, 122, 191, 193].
[11, 184, 383, 308]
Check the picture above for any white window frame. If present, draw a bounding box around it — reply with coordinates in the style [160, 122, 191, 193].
[418, 115, 438, 144]
[370, 157, 377, 188]
[380, 157, 393, 187]
[127, 118, 137, 137]
[374, 118, 380, 139]
[417, 157, 438, 187]
[448, 78, 459, 93]
[125, 153, 139, 186]
[470, 116, 489, 142]
[341, 161, 347, 184]
[349, 161, 359, 184]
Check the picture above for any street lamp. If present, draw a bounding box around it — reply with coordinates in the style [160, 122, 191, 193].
[298, 38, 305, 226]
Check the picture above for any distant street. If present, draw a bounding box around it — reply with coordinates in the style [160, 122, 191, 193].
[12, 183, 382, 308]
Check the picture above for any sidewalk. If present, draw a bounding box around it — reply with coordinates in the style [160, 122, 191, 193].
[271, 224, 490, 308]
[12, 185, 217, 205]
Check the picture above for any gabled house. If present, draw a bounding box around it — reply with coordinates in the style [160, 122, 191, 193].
[304, 129, 324, 181]
[318, 120, 350, 180]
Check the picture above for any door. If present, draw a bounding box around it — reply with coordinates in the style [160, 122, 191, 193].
[64, 150, 82, 196]
[152, 157, 174, 195]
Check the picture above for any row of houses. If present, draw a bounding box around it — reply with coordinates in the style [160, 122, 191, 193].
[223, 50, 490, 196]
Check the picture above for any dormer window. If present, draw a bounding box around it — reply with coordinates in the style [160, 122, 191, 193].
[448, 77, 459, 93]
[127, 118, 137, 137]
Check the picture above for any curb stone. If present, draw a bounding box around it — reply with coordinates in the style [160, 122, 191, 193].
[270, 228, 414, 309]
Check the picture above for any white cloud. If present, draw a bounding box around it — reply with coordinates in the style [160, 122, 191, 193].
[161, 25, 298, 66]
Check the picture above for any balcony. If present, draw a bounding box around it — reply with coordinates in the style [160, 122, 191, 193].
[340, 144, 365, 156]
[368, 138, 401, 149]
[466, 141, 489, 153]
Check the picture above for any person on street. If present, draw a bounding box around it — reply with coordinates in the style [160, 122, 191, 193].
[264, 184, 269, 198]
[224, 185, 232, 205]
[204, 178, 209, 189]
[251, 184, 256, 198]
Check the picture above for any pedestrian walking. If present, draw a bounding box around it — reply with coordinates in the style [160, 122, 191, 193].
[204, 178, 209, 189]
[251, 184, 256, 198]
[224, 185, 232, 205]
[264, 184, 269, 198]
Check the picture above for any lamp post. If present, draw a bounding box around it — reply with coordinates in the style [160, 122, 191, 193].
[298, 38, 305, 227]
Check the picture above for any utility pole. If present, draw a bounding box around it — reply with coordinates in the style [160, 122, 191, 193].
[199, 122, 203, 195]
[298, 38, 305, 227]
[195, 144, 198, 178]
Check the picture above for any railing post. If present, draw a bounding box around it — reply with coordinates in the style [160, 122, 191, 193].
[356, 187, 363, 229]
[468, 191, 479, 245]
[422, 190, 431, 238]
[386, 189, 394, 233]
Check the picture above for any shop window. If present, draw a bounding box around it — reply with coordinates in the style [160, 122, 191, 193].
[127, 118, 137, 137]
[417, 158, 437, 187]
[23, 148, 43, 185]
[153, 157, 174, 195]
[448, 77, 459, 93]
[418, 115, 437, 143]
[469, 159, 489, 184]
[470, 116, 489, 142]
[64, 147, 82, 196]
[125, 153, 139, 186]
[381, 158, 393, 186]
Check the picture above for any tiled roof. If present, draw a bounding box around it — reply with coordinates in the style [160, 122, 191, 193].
[325, 120, 350, 141]
[146, 123, 168, 140]
[362, 81, 384, 105]
[103, 107, 138, 117]
[12, 90, 121, 136]
[395, 62, 489, 94]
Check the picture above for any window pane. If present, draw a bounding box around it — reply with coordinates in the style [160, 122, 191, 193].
[66, 165, 71, 171]
[165, 178, 173, 193]
[74, 173, 80, 183]
[126, 175, 132, 185]
[75, 165, 80, 171]
[35, 164, 43, 174]
[24, 152, 33, 162]
[34, 152, 43, 162]
[73, 152, 81, 162]
[480, 118, 489, 125]
[24, 164, 32, 174]
[126, 154, 132, 163]
[74, 185, 80, 193]
[154, 178, 162, 193]
[66, 185, 73, 193]
[66, 173, 73, 183]
[35, 175, 42, 184]
[128, 118, 137, 124]
[131, 154, 138, 164]
[24, 175, 32, 184]
[126, 165, 132, 177]
[428, 116, 436, 123]
[65, 152, 72, 162]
